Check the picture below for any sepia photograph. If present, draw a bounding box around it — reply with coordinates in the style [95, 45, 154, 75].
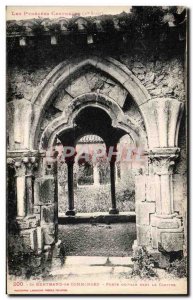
[6, 5, 188, 295]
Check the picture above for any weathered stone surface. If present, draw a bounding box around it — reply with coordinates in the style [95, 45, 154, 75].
[133, 62, 145, 68]
[162, 87, 173, 96]
[53, 90, 73, 112]
[20, 228, 38, 250]
[52, 240, 62, 258]
[157, 218, 180, 229]
[17, 215, 40, 230]
[150, 88, 162, 96]
[65, 74, 91, 97]
[132, 67, 146, 75]
[42, 224, 56, 245]
[160, 232, 184, 252]
[145, 175, 156, 202]
[146, 83, 156, 90]
[145, 72, 155, 84]
[135, 175, 146, 203]
[37, 226, 44, 251]
[41, 204, 55, 223]
[7, 99, 32, 150]
[33, 205, 41, 214]
[108, 84, 128, 107]
[151, 225, 158, 249]
[34, 177, 56, 204]
[136, 202, 155, 225]
[136, 225, 151, 246]
[151, 214, 181, 230]
[173, 174, 187, 214]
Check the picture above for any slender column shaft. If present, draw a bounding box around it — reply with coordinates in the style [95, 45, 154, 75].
[25, 175, 34, 215]
[66, 161, 75, 216]
[109, 161, 119, 214]
[16, 176, 26, 217]
[93, 164, 100, 186]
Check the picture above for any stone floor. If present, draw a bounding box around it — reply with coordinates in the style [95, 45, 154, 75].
[50, 256, 133, 280]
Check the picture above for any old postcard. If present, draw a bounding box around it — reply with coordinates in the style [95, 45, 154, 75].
[6, 6, 188, 295]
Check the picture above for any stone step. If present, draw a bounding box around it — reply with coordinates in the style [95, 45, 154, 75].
[51, 256, 134, 277]
[63, 256, 133, 267]
[50, 265, 132, 277]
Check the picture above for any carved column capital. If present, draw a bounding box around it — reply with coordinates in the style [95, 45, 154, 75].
[22, 156, 39, 176]
[148, 147, 180, 175]
[7, 151, 39, 176]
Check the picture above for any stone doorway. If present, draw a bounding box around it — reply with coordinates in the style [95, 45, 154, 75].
[7, 56, 185, 270]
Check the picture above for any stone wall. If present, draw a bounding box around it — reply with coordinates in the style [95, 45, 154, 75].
[7, 33, 187, 262]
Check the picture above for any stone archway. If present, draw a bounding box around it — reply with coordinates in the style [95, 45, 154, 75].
[7, 55, 185, 266]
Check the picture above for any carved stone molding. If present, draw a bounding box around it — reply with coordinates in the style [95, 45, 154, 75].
[148, 147, 180, 175]
[7, 151, 39, 176]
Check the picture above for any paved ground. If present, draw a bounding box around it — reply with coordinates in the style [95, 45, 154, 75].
[58, 223, 136, 256]
[50, 256, 133, 280]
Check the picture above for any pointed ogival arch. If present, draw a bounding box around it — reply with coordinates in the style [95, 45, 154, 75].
[30, 55, 151, 149]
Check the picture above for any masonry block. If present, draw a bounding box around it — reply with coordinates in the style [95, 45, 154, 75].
[34, 177, 56, 205]
[20, 228, 38, 251]
[160, 231, 184, 252]
[33, 205, 41, 214]
[151, 225, 158, 249]
[145, 175, 156, 202]
[17, 215, 40, 230]
[41, 204, 55, 224]
[42, 224, 56, 245]
[136, 202, 155, 225]
[135, 175, 146, 203]
[136, 225, 151, 246]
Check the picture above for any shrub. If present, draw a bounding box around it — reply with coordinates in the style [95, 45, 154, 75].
[8, 235, 42, 279]
[131, 246, 158, 278]
[167, 257, 187, 278]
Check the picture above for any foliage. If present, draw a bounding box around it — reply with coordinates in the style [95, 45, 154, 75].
[8, 234, 42, 279]
[47, 23, 61, 34]
[131, 246, 158, 278]
[67, 20, 79, 32]
[7, 6, 185, 54]
[167, 257, 187, 278]
[7, 23, 26, 35]
[31, 23, 45, 35]
[100, 16, 115, 32]
[83, 20, 97, 33]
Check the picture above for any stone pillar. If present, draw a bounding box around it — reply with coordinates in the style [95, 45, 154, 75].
[65, 160, 76, 216]
[23, 156, 38, 215]
[115, 163, 119, 183]
[7, 154, 38, 217]
[148, 148, 184, 254]
[108, 145, 119, 215]
[93, 163, 100, 186]
[33, 151, 61, 259]
[7, 151, 40, 254]
[148, 148, 179, 216]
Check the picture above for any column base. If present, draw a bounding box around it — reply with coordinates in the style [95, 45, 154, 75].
[65, 210, 76, 216]
[109, 208, 119, 215]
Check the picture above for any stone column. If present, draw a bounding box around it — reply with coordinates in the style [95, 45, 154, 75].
[93, 163, 100, 186]
[108, 146, 119, 215]
[148, 148, 179, 217]
[65, 160, 76, 216]
[7, 152, 40, 253]
[148, 148, 184, 254]
[14, 160, 26, 217]
[23, 156, 38, 215]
